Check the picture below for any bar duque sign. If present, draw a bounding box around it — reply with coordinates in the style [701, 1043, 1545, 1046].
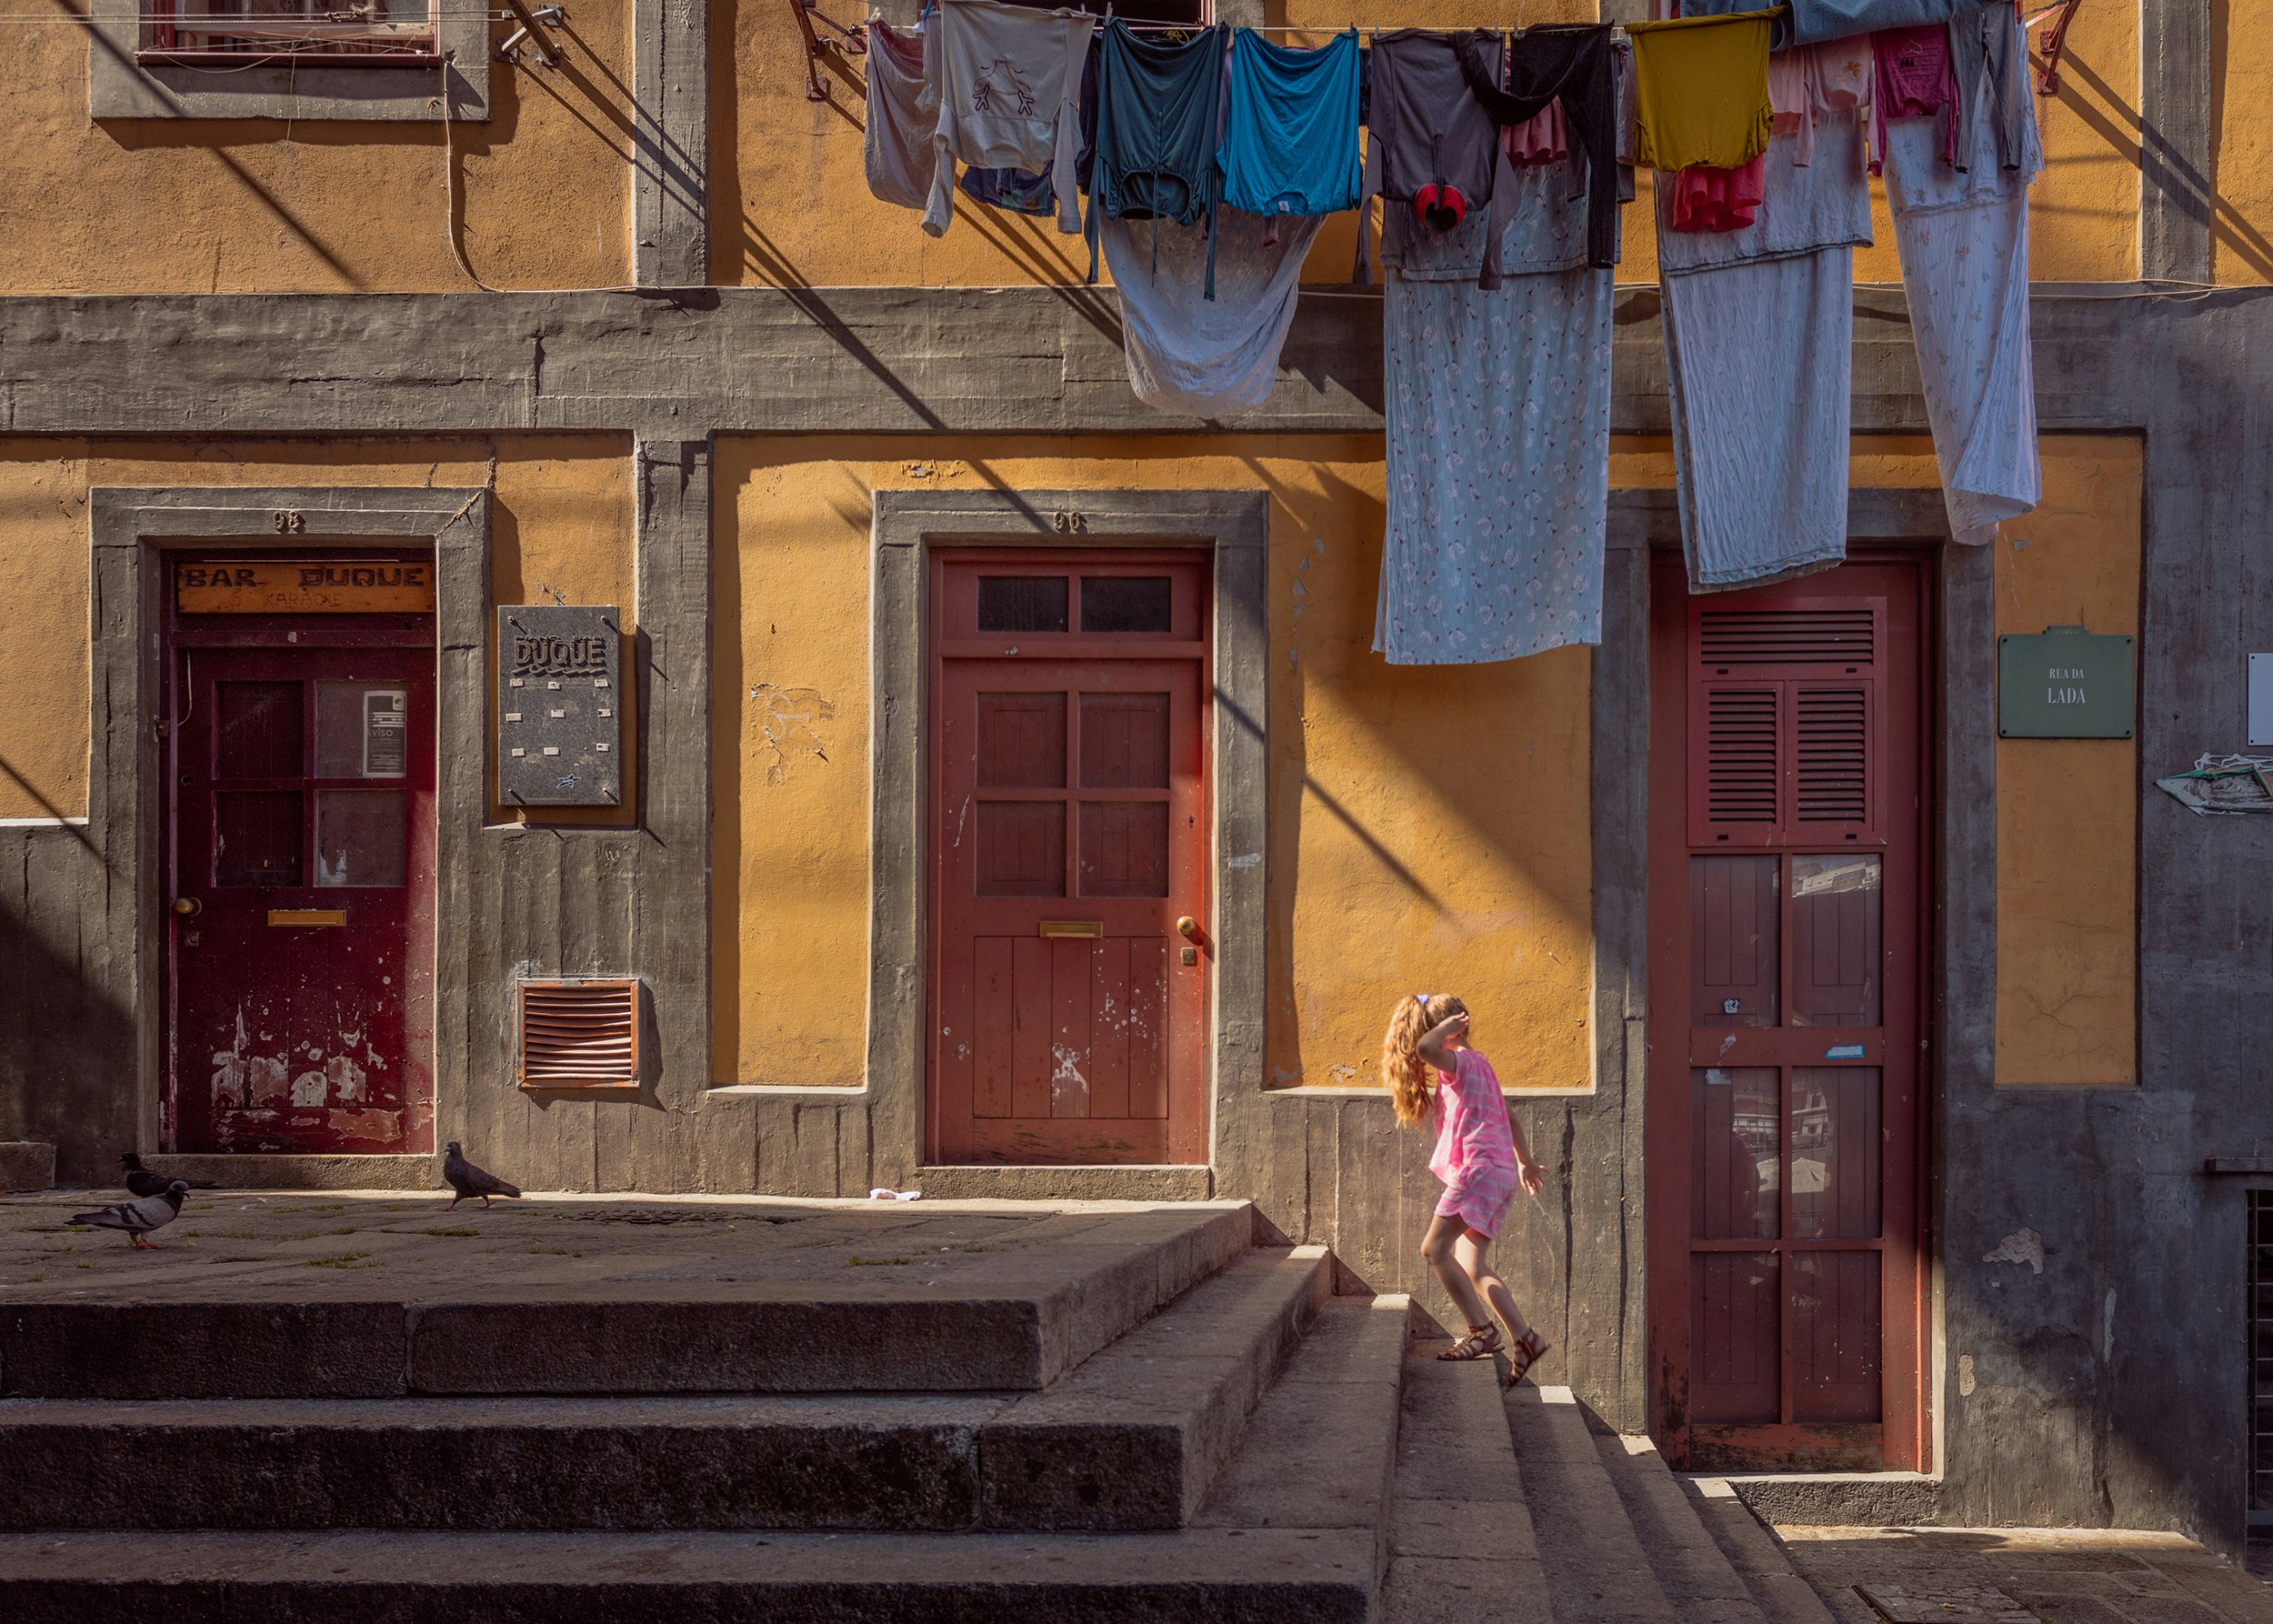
[1998, 625, 2136, 739]
[176, 560, 435, 614]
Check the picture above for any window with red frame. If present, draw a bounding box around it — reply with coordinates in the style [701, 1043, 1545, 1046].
[142, 0, 438, 62]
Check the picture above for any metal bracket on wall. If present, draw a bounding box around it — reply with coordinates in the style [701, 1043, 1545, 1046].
[791, 0, 867, 103]
[2026, 0, 2083, 97]
[496, 0, 566, 66]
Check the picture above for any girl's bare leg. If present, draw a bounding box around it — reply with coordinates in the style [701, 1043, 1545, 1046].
[1419, 1213, 1494, 1332]
[1454, 1229, 1533, 1343]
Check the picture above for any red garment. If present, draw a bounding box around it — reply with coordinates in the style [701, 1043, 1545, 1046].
[1669, 155, 1766, 231]
[1870, 23, 1958, 175]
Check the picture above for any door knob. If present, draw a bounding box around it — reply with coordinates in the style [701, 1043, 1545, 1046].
[1176, 916, 1200, 939]
[173, 897, 202, 917]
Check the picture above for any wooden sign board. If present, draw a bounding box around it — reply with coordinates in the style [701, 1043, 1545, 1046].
[176, 560, 434, 615]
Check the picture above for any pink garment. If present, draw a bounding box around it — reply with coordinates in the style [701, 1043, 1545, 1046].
[1774, 38, 1874, 169]
[1670, 155, 1765, 231]
[1427, 1048, 1517, 1181]
[1436, 1160, 1523, 1239]
[1870, 23, 1958, 175]
[1503, 68, 1569, 166]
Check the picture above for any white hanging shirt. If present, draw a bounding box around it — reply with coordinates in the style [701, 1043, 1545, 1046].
[923, 0, 1096, 238]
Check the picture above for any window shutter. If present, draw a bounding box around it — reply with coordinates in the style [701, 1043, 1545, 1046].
[1688, 597, 1886, 847]
[517, 978, 641, 1091]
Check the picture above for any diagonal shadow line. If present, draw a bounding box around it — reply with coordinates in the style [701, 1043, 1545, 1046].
[79, 7, 365, 288]
[0, 755, 102, 862]
[740, 217, 946, 428]
[1215, 688, 1443, 912]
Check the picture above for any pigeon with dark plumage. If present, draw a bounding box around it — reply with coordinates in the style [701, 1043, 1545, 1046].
[443, 1142, 522, 1210]
[120, 1153, 216, 1199]
[70, 1181, 187, 1248]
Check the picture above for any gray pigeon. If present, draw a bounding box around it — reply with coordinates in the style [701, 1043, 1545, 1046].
[120, 1153, 216, 1199]
[70, 1181, 187, 1248]
[443, 1142, 522, 1209]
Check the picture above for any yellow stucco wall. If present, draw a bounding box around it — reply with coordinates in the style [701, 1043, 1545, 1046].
[712, 436, 1597, 1094]
[0, 437, 634, 825]
[2211, 8, 2273, 283]
[1993, 436, 2141, 1086]
[0, 7, 634, 294]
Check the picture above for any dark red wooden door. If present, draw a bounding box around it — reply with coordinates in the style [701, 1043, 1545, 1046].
[165, 646, 436, 1154]
[1647, 557, 1927, 1471]
[928, 554, 1210, 1165]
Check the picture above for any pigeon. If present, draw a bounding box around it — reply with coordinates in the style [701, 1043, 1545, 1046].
[120, 1153, 216, 1199]
[70, 1182, 187, 1248]
[443, 1142, 522, 1210]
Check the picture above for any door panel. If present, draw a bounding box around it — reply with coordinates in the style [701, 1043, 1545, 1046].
[929, 553, 1209, 1166]
[1649, 556, 1927, 1472]
[166, 645, 436, 1155]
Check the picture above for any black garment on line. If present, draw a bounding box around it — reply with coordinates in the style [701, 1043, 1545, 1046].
[1086, 20, 1228, 296]
[1455, 24, 1620, 271]
[1364, 29, 1509, 283]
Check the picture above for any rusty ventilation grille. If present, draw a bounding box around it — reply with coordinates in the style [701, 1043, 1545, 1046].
[1698, 607, 1877, 667]
[517, 979, 641, 1092]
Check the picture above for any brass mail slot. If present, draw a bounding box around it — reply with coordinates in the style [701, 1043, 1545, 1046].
[1037, 919, 1104, 939]
[268, 909, 346, 927]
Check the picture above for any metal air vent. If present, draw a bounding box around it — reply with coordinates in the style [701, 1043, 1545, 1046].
[516, 978, 641, 1092]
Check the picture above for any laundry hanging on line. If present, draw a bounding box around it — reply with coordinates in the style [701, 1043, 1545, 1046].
[1624, 9, 1777, 172]
[920, 0, 1096, 237]
[1085, 21, 1230, 292]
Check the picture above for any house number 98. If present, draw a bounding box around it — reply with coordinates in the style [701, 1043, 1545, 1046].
[272, 509, 305, 533]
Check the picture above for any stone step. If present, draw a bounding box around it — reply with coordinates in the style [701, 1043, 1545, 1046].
[0, 1288, 1403, 1622]
[1385, 1341, 1556, 1624]
[1680, 1479, 1840, 1624]
[0, 1244, 1332, 1535]
[977, 1245, 1333, 1529]
[1593, 1432, 1770, 1624]
[0, 1202, 1251, 1399]
[1501, 1384, 1681, 1624]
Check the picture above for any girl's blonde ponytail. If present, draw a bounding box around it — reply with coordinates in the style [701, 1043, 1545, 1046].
[1383, 993, 1467, 1127]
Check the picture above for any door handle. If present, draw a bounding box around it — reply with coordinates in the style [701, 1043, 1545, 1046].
[1176, 916, 1200, 940]
[173, 897, 202, 917]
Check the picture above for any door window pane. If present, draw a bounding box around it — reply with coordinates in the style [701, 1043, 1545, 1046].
[1689, 1252, 1780, 1422]
[1793, 1250, 1882, 1422]
[215, 789, 304, 886]
[1080, 576, 1173, 634]
[315, 683, 409, 779]
[1079, 802, 1169, 897]
[977, 693, 1066, 788]
[977, 576, 1068, 634]
[1693, 1067, 1780, 1239]
[1791, 1067, 1881, 1240]
[1690, 854, 1779, 1027]
[976, 802, 1065, 897]
[215, 681, 304, 778]
[1079, 693, 1169, 788]
[1791, 854, 1881, 1026]
[315, 789, 407, 887]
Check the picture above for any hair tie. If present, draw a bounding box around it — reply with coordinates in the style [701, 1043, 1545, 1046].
[1413, 993, 1431, 1009]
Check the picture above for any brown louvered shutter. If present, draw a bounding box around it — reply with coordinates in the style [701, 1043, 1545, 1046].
[516, 978, 641, 1091]
[1688, 598, 1886, 847]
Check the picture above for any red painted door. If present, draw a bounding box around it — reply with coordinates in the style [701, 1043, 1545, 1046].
[1647, 556, 1928, 1471]
[165, 644, 436, 1154]
[928, 554, 1210, 1166]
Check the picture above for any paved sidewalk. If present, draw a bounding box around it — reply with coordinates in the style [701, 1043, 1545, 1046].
[1774, 1526, 2273, 1624]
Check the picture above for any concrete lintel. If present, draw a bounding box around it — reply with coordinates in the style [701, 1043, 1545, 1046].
[0, 285, 2187, 439]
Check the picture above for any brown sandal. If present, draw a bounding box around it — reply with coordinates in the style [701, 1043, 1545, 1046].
[1506, 1329, 1550, 1386]
[1437, 1324, 1504, 1361]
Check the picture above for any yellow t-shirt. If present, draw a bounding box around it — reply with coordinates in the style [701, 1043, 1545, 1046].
[1624, 9, 1778, 172]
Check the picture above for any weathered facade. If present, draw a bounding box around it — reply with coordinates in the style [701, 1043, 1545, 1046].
[0, 0, 2265, 1560]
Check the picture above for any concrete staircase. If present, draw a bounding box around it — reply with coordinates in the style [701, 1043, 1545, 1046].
[0, 1194, 1840, 1623]
[0, 1204, 1413, 1621]
[1385, 1353, 1839, 1624]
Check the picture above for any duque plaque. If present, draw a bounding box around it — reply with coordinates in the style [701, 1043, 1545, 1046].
[497, 605, 623, 806]
[1998, 624, 2136, 740]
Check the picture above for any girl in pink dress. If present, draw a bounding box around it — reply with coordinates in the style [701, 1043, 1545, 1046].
[1385, 993, 1551, 1382]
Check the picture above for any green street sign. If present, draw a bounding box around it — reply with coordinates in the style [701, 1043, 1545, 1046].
[1998, 625, 2136, 739]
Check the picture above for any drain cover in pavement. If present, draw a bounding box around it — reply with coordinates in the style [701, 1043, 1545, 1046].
[1857, 1585, 2040, 1623]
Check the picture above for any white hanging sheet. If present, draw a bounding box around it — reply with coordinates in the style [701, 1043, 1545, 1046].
[1101, 206, 1321, 419]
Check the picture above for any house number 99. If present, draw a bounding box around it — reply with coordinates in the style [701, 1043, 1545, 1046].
[1051, 510, 1087, 534]
[272, 509, 305, 533]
